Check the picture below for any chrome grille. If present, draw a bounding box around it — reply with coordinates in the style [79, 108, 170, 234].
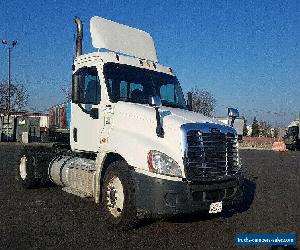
[181, 123, 239, 181]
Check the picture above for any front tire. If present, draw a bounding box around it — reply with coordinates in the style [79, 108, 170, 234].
[101, 161, 138, 230]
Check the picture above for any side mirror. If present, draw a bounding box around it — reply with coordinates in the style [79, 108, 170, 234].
[149, 96, 164, 137]
[228, 108, 239, 127]
[149, 96, 162, 108]
[228, 108, 239, 119]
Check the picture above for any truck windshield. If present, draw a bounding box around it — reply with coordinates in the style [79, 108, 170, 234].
[103, 62, 187, 109]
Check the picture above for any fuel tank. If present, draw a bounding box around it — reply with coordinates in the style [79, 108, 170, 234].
[49, 155, 96, 197]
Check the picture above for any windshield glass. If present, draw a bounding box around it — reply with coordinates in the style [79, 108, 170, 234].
[287, 126, 299, 136]
[103, 62, 187, 109]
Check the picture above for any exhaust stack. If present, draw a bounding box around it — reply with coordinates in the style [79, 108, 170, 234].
[74, 16, 83, 57]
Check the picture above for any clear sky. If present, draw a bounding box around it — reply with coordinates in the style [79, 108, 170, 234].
[0, 0, 299, 126]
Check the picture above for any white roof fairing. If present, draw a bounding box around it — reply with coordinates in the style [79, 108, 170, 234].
[90, 16, 158, 62]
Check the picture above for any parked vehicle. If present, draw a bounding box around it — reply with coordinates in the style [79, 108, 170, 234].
[17, 16, 244, 229]
[48, 102, 70, 143]
[0, 115, 16, 142]
[0, 112, 48, 143]
[16, 116, 41, 142]
[283, 119, 300, 151]
[217, 112, 245, 141]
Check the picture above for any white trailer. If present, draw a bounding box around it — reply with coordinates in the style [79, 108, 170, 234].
[283, 119, 300, 150]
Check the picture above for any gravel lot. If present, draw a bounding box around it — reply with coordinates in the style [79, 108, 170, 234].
[0, 143, 299, 250]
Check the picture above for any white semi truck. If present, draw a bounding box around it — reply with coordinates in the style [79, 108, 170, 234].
[283, 119, 300, 151]
[217, 115, 245, 141]
[18, 16, 244, 229]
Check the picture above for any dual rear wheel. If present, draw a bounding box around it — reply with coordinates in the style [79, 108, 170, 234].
[17, 145, 55, 188]
[18, 154, 38, 188]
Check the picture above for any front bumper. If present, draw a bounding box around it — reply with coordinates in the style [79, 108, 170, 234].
[131, 171, 244, 217]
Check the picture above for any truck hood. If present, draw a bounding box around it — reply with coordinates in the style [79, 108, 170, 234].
[110, 101, 235, 174]
[114, 101, 228, 129]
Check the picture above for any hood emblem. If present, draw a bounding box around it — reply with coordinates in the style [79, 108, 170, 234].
[211, 128, 221, 134]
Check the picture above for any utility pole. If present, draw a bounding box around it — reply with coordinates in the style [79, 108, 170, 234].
[1, 40, 17, 141]
[8, 46, 11, 113]
[2, 40, 17, 112]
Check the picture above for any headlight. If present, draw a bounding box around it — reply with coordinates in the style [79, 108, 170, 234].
[147, 150, 182, 177]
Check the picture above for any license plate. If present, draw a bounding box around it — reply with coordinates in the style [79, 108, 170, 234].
[209, 201, 222, 213]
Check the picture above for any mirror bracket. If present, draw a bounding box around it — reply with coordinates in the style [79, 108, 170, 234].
[149, 96, 164, 138]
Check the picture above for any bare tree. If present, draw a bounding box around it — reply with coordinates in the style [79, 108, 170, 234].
[61, 85, 72, 101]
[0, 80, 29, 112]
[187, 87, 216, 117]
[259, 120, 272, 137]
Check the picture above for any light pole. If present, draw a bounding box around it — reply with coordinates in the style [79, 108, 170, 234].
[2, 40, 17, 113]
[2, 40, 17, 141]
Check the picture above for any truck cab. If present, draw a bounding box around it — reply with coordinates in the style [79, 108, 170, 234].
[18, 16, 244, 229]
[284, 120, 300, 150]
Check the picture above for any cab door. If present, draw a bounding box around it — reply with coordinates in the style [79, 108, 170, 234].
[71, 66, 102, 152]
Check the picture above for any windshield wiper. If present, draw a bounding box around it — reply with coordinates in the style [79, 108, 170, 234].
[161, 100, 184, 109]
[118, 97, 148, 104]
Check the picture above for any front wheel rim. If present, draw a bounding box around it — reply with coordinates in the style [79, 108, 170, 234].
[106, 176, 124, 218]
[19, 156, 27, 180]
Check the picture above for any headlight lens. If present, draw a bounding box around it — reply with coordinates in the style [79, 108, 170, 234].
[147, 150, 182, 177]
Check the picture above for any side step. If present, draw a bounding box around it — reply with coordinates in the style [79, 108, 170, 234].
[64, 167, 95, 197]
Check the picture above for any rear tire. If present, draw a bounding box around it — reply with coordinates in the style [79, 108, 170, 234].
[17, 145, 56, 188]
[101, 161, 138, 230]
[18, 153, 38, 188]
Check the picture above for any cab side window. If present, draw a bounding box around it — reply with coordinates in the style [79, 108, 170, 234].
[72, 67, 101, 104]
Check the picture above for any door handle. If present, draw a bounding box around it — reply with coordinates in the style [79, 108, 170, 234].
[73, 128, 77, 142]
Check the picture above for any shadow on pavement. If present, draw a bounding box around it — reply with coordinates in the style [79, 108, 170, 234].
[223, 177, 257, 217]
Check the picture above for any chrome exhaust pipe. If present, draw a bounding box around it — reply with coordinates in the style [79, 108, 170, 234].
[74, 16, 83, 57]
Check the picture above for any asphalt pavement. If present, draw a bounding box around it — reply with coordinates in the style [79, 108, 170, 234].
[0, 143, 299, 249]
